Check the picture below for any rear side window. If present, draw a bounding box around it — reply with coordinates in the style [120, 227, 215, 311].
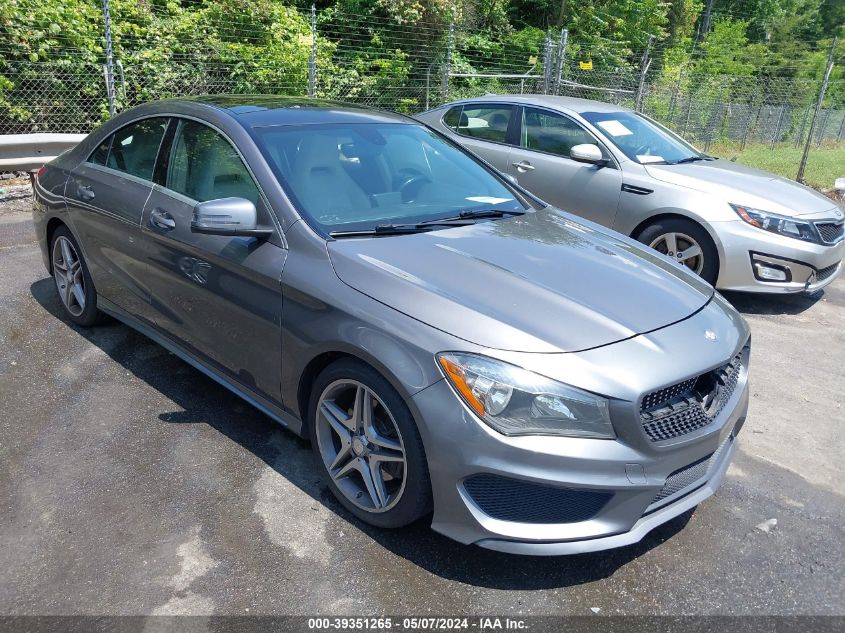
[90, 117, 169, 180]
[442, 106, 462, 131]
[454, 105, 513, 143]
[87, 137, 111, 166]
[521, 107, 598, 158]
[167, 119, 259, 204]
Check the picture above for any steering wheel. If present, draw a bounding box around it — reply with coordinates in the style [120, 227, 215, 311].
[633, 143, 652, 159]
[397, 173, 432, 202]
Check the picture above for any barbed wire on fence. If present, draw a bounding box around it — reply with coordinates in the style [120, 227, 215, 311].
[0, 0, 842, 174]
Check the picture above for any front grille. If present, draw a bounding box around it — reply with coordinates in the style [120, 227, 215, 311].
[816, 262, 840, 282]
[650, 435, 734, 506]
[639, 349, 745, 442]
[815, 221, 844, 244]
[463, 474, 612, 524]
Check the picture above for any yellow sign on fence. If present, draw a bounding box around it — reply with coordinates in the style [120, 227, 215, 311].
[579, 60, 593, 70]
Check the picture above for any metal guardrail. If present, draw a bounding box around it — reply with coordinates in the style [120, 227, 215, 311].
[0, 133, 86, 172]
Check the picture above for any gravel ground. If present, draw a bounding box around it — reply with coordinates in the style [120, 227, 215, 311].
[1, 187, 843, 616]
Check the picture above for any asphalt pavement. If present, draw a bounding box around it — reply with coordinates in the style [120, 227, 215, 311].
[1, 188, 843, 616]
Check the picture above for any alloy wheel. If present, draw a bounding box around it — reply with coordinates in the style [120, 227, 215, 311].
[649, 231, 704, 274]
[315, 379, 407, 513]
[52, 236, 86, 317]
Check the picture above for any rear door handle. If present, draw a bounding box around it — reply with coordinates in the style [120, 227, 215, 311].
[511, 161, 535, 171]
[77, 184, 96, 200]
[150, 208, 176, 231]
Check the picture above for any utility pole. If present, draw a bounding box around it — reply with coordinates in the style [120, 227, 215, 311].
[797, 37, 837, 183]
[696, 0, 715, 44]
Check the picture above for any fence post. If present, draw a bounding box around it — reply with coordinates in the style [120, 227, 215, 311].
[797, 37, 837, 183]
[442, 24, 454, 101]
[815, 108, 831, 147]
[542, 33, 553, 95]
[308, 4, 317, 98]
[553, 29, 568, 95]
[635, 36, 654, 112]
[838, 112, 845, 142]
[771, 103, 787, 150]
[101, 0, 116, 117]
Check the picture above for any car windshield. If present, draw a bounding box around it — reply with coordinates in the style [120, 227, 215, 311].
[581, 111, 704, 165]
[252, 122, 525, 233]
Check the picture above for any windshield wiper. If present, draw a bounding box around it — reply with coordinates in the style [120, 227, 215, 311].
[672, 155, 714, 164]
[329, 220, 473, 238]
[418, 208, 526, 224]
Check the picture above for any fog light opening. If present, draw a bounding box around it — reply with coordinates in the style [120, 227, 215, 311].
[753, 260, 790, 282]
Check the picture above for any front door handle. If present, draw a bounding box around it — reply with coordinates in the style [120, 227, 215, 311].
[511, 161, 535, 171]
[150, 208, 176, 231]
[77, 184, 96, 200]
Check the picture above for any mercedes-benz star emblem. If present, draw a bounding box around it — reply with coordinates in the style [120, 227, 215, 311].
[705, 330, 718, 341]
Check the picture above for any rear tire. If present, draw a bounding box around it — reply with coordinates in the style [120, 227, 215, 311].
[308, 358, 432, 529]
[637, 217, 719, 286]
[50, 225, 103, 327]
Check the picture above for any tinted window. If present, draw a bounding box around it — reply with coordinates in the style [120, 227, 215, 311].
[442, 106, 462, 131]
[105, 117, 168, 180]
[88, 137, 111, 166]
[167, 120, 259, 204]
[455, 105, 513, 143]
[522, 108, 599, 157]
[253, 123, 524, 233]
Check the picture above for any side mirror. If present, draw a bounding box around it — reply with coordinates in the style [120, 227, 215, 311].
[502, 173, 519, 186]
[570, 143, 607, 166]
[191, 197, 272, 237]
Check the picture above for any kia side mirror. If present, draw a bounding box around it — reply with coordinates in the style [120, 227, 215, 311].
[570, 144, 607, 166]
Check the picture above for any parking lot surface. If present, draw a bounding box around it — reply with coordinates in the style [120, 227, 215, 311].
[1, 188, 843, 615]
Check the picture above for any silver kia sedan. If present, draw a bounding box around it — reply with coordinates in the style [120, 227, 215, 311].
[417, 95, 844, 293]
[34, 96, 750, 555]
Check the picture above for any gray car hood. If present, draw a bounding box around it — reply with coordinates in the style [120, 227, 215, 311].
[328, 210, 714, 353]
[645, 159, 838, 218]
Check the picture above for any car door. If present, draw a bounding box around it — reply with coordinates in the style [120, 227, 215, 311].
[441, 103, 516, 172]
[141, 117, 286, 405]
[65, 117, 169, 323]
[506, 106, 622, 226]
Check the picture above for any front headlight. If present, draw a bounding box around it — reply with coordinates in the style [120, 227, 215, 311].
[437, 352, 615, 438]
[730, 204, 819, 243]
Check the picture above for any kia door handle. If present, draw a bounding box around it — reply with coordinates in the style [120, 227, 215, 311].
[511, 161, 535, 171]
[150, 208, 176, 231]
[77, 184, 96, 200]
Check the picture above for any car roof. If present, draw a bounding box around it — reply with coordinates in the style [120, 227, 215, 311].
[130, 95, 415, 127]
[433, 94, 631, 115]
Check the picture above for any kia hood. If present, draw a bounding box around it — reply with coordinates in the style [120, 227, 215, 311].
[645, 158, 839, 218]
[328, 210, 714, 353]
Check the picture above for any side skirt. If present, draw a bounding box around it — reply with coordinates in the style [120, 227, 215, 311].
[97, 296, 305, 437]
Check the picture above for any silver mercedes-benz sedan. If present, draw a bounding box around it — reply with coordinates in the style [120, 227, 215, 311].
[33, 96, 750, 555]
[417, 95, 844, 293]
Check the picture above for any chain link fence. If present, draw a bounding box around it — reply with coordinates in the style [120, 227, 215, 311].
[1, 0, 843, 180]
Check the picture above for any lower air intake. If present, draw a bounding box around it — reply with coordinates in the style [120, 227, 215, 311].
[463, 474, 612, 524]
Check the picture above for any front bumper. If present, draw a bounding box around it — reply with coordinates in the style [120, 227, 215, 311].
[412, 310, 750, 555]
[714, 219, 843, 293]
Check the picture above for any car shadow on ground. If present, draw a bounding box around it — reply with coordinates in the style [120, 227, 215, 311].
[721, 289, 826, 316]
[31, 277, 692, 590]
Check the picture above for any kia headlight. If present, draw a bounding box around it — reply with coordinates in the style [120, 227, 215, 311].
[730, 204, 819, 243]
[437, 353, 615, 438]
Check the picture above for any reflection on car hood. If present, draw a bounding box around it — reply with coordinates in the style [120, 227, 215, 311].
[328, 209, 714, 353]
[645, 159, 838, 218]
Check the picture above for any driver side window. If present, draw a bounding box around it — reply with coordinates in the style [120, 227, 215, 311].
[167, 120, 260, 205]
[521, 108, 602, 159]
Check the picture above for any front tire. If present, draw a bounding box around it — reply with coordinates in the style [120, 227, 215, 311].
[308, 358, 432, 528]
[637, 217, 719, 285]
[51, 225, 102, 326]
